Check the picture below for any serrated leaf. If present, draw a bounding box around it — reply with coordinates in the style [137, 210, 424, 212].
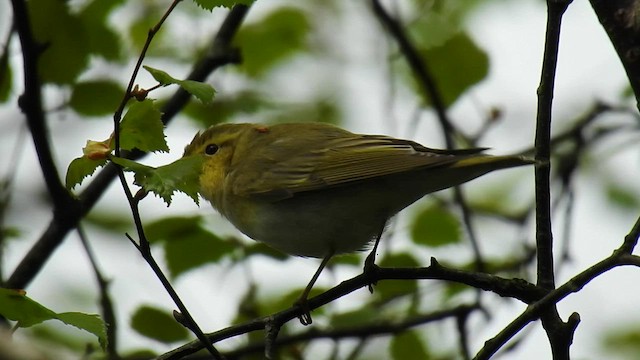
[111, 156, 204, 206]
[0, 289, 107, 349]
[179, 80, 215, 103]
[66, 156, 107, 190]
[193, 0, 255, 11]
[143, 66, 215, 103]
[143, 65, 178, 85]
[119, 100, 168, 152]
[56, 312, 108, 350]
[145, 215, 234, 277]
[69, 80, 124, 116]
[130, 305, 188, 343]
[410, 206, 461, 247]
[390, 331, 430, 360]
[235, 7, 310, 77]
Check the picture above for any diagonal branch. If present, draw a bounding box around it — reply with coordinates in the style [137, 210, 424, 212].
[590, 0, 640, 109]
[5, 4, 250, 290]
[474, 216, 640, 359]
[10, 0, 76, 210]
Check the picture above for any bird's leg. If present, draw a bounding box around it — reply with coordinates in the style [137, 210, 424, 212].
[364, 231, 383, 293]
[295, 251, 334, 325]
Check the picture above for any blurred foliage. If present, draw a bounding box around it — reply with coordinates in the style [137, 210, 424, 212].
[130, 305, 189, 343]
[5, 0, 636, 359]
[234, 7, 311, 78]
[390, 330, 431, 360]
[411, 204, 462, 247]
[602, 325, 640, 360]
[69, 80, 125, 116]
[145, 216, 235, 277]
[0, 288, 107, 349]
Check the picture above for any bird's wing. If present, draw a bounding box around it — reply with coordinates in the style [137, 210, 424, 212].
[230, 129, 484, 201]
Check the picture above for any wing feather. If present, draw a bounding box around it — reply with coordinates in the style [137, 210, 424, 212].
[229, 124, 483, 200]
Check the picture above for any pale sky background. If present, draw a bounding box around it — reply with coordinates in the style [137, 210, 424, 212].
[2, 0, 640, 359]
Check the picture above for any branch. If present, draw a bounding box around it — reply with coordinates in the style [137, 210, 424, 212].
[222, 305, 478, 359]
[10, 0, 72, 209]
[369, 0, 455, 146]
[534, 0, 576, 358]
[5, 4, 250, 290]
[158, 258, 545, 359]
[369, 0, 487, 275]
[474, 216, 640, 359]
[77, 226, 118, 359]
[589, 0, 640, 109]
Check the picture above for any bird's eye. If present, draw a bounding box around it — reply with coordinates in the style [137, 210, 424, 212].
[205, 144, 219, 155]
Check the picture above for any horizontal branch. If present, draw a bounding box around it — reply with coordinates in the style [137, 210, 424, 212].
[159, 258, 545, 359]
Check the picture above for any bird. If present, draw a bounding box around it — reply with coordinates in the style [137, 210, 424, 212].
[183, 122, 533, 324]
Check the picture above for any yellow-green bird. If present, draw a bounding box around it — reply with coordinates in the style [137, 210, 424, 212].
[183, 122, 533, 324]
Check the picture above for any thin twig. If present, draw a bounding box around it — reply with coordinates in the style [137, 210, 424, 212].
[113, 0, 183, 157]
[5, 4, 249, 290]
[474, 225, 640, 360]
[76, 226, 118, 359]
[369, 0, 486, 273]
[221, 305, 478, 359]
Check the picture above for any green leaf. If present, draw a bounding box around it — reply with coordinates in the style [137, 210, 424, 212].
[193, 0, 256, 11]
[85, 210, 133, 233]
[244, 242, 289, 261]
[179, 80, 216, 103]
[28, 0, 90, 84]
[183, 90, 268, 127]
[56, 312, 108, 350]
[119, 100, 168, 152]
[128, 5, 165, 51]
[413, 32, 489, 107]
[603, 325, 640, 358]
[130, 305, 189, 343]
[143, 66, 177, 85]
[0, 49, 12, 102]
[111, 155, 203, 206]
[65, 156, 107, 190]
[235, 7, 310, 77]
[390, 331, 430, 360]
[0, 288, 56, 327]
[375, 253, 420, 300]
[79, 0, 125, 61]
[145, 216, 203, 243]
[330, 307, 381, 328]
[69, 80, 124, 116]
[0, 289, 107, 349]
[607, 183, 640, 210]
[410, 205, 461, 247]
[145, 216, 234, 277]
[143, 66, 215, 103]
